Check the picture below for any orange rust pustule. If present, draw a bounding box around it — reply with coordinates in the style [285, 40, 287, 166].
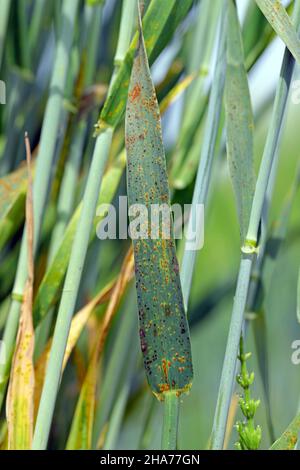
[162, 358, 171, 383]
[159, 383, 170, 393]
[129, 83, 141, 102]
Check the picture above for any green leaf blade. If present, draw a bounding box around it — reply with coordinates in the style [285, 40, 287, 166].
[225, 0, 256, 242]
[270, 413, 300, 449]
[255, 0, 300, 63]
[125, 13, 193, 399]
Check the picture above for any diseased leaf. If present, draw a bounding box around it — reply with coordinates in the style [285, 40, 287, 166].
[6, 135, 35, 450]
[66, 249, 134, 449]
[270, 413, 300, 449]
[125, 9, 193, 399]
[225, 0, 256, 242]
[255, 0, 300, 63]
[97, 0, 194, 131]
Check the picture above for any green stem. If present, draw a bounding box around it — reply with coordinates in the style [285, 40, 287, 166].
[211, 256, 253, 450]
[161, 392, 180, 450]
[114, 0, 136, 69]
[0, 0, 79, 412]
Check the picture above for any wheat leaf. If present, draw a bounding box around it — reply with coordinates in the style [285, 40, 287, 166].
[125, 6, 193, 399]
[270, 413, 300, 449]
[255, 0, 300, 63]
[6, 134, 35, 450]
[225, 0, 256, 242]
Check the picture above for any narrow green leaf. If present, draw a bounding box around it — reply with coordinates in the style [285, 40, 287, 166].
[255, 0, 300, 63]
[243, 1, 269, 58]
[270, 413, 300, 449]
[125, 8, 193, 399]
[97, 0, 194, 131]
[225, 0, 256, 242]
[243, 0, 274, 70]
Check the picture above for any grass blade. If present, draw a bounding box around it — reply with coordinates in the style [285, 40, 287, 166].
[243, 0, 274, 70]
[225, 0, 256, 242]
[6, 134, 34, 450]
[270, 413, 300, 449]
[126, 2, 193, 400]
[255, 0, 300, 63]
[125, 2, 193, 449]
